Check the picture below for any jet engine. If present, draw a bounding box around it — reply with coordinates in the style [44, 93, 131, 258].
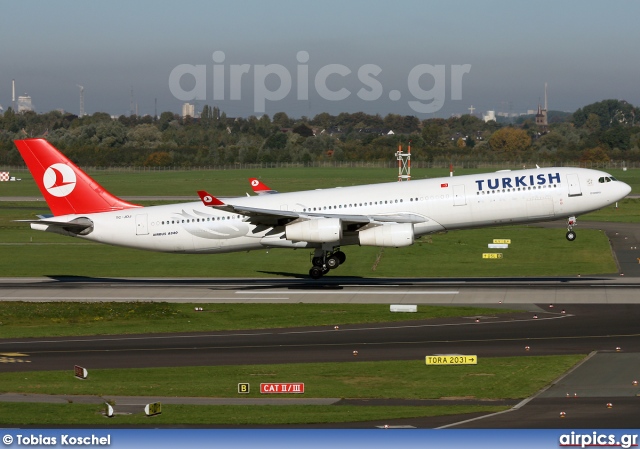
[285, 218, 342, 243]
[358, 223, 414, 247]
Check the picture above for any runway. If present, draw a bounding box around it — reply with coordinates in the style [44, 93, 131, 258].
[2, 303, 640, 427]
[1, 275, 640, 304]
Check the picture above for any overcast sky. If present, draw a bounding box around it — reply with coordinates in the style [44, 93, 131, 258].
[1, 0, 639, 118]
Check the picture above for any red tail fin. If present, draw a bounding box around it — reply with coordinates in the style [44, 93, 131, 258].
[249, 177, 278, 195]
[14, 139, 140, 216]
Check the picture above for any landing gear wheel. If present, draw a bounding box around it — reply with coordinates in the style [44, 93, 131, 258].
[312, 257, 324, 267]
[334, 251, 346, 264]
[321, 265, 330, 275]
[309, 266, 324, 279]
[326, 255, 341, 269]
[566, 231, 576, 241]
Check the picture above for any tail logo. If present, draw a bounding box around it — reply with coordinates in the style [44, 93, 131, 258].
[251, 179, 259, 187]
[43, 163, 77, 197]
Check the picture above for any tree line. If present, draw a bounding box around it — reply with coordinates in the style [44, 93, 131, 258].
[1, 99, 639, 168]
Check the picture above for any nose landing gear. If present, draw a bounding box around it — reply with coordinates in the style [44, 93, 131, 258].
[309, 248, 347, 279]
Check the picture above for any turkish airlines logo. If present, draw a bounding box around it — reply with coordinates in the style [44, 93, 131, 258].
[251, 179, 260, 187]
[43, 163, 76, 197]
[203, 195, 213, 203]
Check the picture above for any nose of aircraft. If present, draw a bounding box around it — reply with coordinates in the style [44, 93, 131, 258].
[619, 180, 632, 199]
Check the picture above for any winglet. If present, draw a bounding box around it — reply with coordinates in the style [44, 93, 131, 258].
[249, 178, 278, 195]
[197, 190, 226, 207]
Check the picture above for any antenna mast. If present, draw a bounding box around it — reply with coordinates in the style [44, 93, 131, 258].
[77, 85, 84, 117]
[130, 87, 135, 116]
[396, 141, 411, 181]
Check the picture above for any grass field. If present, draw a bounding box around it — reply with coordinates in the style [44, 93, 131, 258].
[0, 403, 508, 426]
[1, 357, 582, 399]
[0, 223, 619, 278]
[0, 302, 518, 338]
[0, 355, 583, 425]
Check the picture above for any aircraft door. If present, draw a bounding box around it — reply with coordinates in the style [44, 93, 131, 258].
[135, 214, 149, 235]
[453, 185, 466, 206]
[566, 174, 582, 197]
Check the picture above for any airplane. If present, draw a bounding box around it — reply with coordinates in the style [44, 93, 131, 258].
[13, 138, 631, 279]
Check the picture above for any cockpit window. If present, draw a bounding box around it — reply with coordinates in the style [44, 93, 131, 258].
[598, 176, 615, 183]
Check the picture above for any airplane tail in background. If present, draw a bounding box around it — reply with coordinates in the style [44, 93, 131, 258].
[249, 177, 278, 195]
[14, 138, 140, 216]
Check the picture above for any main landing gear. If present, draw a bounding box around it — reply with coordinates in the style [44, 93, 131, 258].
[309, 248, 346, 279]
[566, 216, 577, 241]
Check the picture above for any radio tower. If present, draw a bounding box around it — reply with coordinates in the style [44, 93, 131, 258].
[77, 85, 85, 117]
[130, 87, 135, 116]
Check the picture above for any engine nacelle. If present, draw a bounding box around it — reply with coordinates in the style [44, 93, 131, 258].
[285, 218, 342, 243]
[358, 223, 414, 247]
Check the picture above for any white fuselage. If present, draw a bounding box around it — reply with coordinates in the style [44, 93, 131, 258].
[34, 167, 630, 254]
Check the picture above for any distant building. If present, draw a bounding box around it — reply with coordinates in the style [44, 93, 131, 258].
[535, 82, 549, 129]
[17, 94, 33, 113]
[535, 103, 548, 127]
[483, 110, 496, 123]
[182, 102, 195, 118]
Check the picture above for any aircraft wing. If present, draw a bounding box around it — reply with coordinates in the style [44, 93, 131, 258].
[197, 190, 426, 227]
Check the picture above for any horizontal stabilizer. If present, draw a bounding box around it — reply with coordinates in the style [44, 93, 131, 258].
[15, 217, 94, 234]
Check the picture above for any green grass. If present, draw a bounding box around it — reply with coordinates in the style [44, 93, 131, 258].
[0, 227, 619, 277]
[0, 403, 507, 426]
[0, 201, 622, 277]
[0, 356, 579, 425]
[580, 198, 640, 222]
[0, 303, 516, 338]
[0, 356, 583, 400]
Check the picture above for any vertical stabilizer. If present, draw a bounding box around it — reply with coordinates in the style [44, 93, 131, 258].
[14, 139, 140, 216]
